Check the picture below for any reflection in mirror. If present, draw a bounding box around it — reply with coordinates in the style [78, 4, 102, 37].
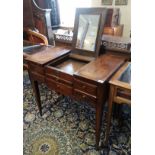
[76, 15, 100, 51]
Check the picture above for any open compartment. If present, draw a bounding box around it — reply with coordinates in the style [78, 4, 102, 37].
[45, 54, 90, 96]
[47, 54, 89, 75]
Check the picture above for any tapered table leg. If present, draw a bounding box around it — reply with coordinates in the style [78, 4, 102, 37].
[31, 79, 42, 116]
[95, 103, 104, 150]
[104, 85, 115, 146]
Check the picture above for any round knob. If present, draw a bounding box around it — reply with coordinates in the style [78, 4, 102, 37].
[82, 85, 86, 89]
[82, 95, 85, 98]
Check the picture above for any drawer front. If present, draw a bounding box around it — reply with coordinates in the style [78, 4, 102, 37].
[45, 67, 73, 87]
[45, 67, 59, 76]
[46, 73, 59, 81]
[57, 83, 72, 96]
[74, 79, 97, 96]
[46, 78, 72, 96]
[74, 89, 97, 104]
[46, 77, 57, 90]
[59, 71, 73, 83]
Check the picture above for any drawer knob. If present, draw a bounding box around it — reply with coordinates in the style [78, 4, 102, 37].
[82, 95, 86, 98]
[82, 85, 86, 89]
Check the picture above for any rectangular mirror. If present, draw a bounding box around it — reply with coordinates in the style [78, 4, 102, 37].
[72, 8, 107, 58]
[76, 14, 100, 51]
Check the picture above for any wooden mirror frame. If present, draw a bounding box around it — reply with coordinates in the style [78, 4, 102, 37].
[72, 8, 107, 58]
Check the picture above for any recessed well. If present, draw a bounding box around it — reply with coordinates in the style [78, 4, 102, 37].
[49, 56, 88, 75]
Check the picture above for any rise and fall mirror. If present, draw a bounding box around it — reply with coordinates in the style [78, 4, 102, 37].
[72, 8, 107, 57]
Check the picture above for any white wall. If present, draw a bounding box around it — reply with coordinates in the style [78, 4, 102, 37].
[91, 0, 131, 37]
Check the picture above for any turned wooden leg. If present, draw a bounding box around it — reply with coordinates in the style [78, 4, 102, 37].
[31, 79, 42, 116]
[95, 103, 104, 150]
[104, 85, 115, 146]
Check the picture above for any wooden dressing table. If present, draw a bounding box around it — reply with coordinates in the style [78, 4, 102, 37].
[24, 8, 125, 149]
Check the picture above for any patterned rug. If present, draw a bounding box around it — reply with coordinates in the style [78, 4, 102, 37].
[23, 71, 131, 155]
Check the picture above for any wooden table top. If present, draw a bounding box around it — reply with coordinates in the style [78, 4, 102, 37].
[75, 54, 125, 83]
[24, 45, 125, 84]
[24, 45, 71, 65]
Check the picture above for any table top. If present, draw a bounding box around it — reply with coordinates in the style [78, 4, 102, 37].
[24, 45, 126, 84]
[24, 45, 71, 65]
[74, 54, 125, 83]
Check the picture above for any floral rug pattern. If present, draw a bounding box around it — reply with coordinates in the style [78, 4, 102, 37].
[23, 71, 131, 155]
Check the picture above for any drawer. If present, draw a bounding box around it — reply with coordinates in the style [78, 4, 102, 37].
[46, 77, 57, 90]
[46, 73, 58, 81]
[74, 89, 97, 104]
[59, 78, 72, 86]
[46, 78, 72, 96]
[74, 79, 97, 96]
[45, 66, 59, 76]
[57, 83, 72, 96]
[45, 67, 73, 85]
[59, 71, 73, 82]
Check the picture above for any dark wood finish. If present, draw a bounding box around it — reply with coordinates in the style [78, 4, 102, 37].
[24, 46, 71, 86]
[23, 8, 126, 149]
[74, 79, 97, 96]
[49, 57, 87, 74]
[105, 51, 131, 61]
[24, 46, 125, 149]
[23, 0, 54, 45]
[31, 0, 55, 45]
[74, 54, 125, 82]
[73, 55, 125, 148]
[31, 79, 42, 116]
[25, 45, 71, 65]
[23, 0, 34, 28]
[72, 8, 107, 58]
[104, 62, 131, 146]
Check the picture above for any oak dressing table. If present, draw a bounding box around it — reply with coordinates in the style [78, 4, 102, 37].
[24, 8, 125, 149]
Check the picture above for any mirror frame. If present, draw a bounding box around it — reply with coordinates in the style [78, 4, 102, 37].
[72, 8, 107, 58]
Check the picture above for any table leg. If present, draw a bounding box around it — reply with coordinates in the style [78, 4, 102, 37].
[104, 85, 115, 146]
[95, 103, 104, 150]
[31, 79, 42, 116]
